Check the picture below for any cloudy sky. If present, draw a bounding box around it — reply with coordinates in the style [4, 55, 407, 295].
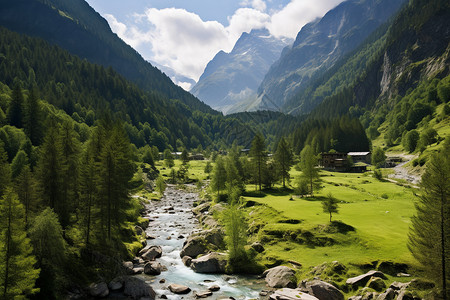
[85, 0, 344, 90]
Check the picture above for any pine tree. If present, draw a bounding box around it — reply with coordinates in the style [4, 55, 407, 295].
[408, 139, 449, 299]
[23, 87, 43, 145]
[211, 156, 227, 200]
[7, 83, 24, 128]
[79, 148, 96, 246]
[0, 188, 39, 298]
[164, 149, 174, 168]
[14, 165, 37, 228]
[0, 141, 11, 198]
[274, 137, 293, 188]
[322, 193, 339, 222]
[299, 145, 321, 196]
[10, 149, 29, 179]
[156, 175, 166, 196]
[250, 133, 267, 191]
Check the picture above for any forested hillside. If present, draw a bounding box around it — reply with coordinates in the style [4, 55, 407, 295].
[289, 0, 450, 155]
[0, 0, 213, 113]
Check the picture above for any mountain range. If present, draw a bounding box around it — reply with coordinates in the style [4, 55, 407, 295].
[190, 29, 290, 114]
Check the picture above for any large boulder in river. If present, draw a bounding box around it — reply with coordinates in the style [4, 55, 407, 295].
[190, 252, 227, 273]
[168, 283, 191, 294]
[270, 288, 319, 300]
[346, 270, 387, 288]
[141, 246, 162, 261]
[180, 229, 224, 258]
[89, 282, 109, 298]
[264, 266, 297, 288]
[299, 280, 344, 300]
[144, 261, 164, 275]
[123, 276, 156, 299]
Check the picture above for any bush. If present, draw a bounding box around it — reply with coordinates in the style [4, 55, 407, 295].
[373, 169, 383, 181]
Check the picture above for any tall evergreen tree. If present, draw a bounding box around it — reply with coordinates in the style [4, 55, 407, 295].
[23, 87, 43, 145]
[0, 188, 39, 298]
[14, 165, 37, 228]
[211, 156, 227, 200]
[408, 139, 449, 299]
[274, 137, 294, 188]
[299, 145, 321, 196]
[7, 83, 23, 128]
[249, 133, 267, 191]
[79, 148, 96, 246]
[0, 141, 11, 198]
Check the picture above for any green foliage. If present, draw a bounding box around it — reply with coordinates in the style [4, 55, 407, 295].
[372, 147, 386, 168]
[403, 130, 420, 153]
[142, 147, 155, 166]
[322, 193, 339, 222]
[0, 188, 39, 298]
[0, 141, 11, 197]
[204, 161, 212, 174]
[14, 165, 37, 228]
[274, 137, 294, 188]
[299, 145, 322, 196]
[211, 156, 227, 200]
[250, 133, 267, 191]
[29, 208, 67, 298]
[11, 150, 29, 179]
[222, 203, 249, 273]
[155, 176, 166, 196]
[373, 169, 383, 181]
[408, 139, 449, 298]
[164, 149, 174, 168]
[7, 83, 24, 128]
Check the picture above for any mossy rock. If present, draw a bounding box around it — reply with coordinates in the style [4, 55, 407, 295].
[367, 277, 386, 292]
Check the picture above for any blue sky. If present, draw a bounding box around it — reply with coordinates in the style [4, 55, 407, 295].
[85, 0, 343, 90]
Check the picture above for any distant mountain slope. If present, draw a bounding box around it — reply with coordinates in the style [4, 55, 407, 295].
[191, 29, 289, 114]
[0, 0, 214, 113]
[289, 0, 450, 152]
[253, 0, 406, 113]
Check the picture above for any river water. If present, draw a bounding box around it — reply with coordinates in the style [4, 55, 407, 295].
[138, 185, 267, 299]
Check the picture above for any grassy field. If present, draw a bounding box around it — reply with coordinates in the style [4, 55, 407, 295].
[155, 159, 419, 271]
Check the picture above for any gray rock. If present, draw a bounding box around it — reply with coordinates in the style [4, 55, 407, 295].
[192, 202, 211, 215]
[299, 280, 344, 300]
[180, 236, 208, 258]
[89, 282, 109, 298]
[208, 285, 220, 292]
[190, 252, 228, 273]
[168, 283, 191, 294]
[264, 266, 296, 288]
[144, 261, 164, 275]
[251, 242, 265, 253]
[396, 290, 415, 300]
[123, 276, 156, 299]
[346, 270, 387, 287]
[141, 246, 163, 261]
[368, 277, 386, 292]
[182, 256, 192, 267]
[269, 288, 319, 299]
[389, 282, 409, 291]
[108, 277, 124, 291]
[132, 267, 144, 274]
[195, 290, 213, 298]
[376, 288, 395, 300]
[135, 225, 144, 236]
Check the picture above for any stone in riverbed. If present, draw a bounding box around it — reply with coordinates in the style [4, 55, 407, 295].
[190, 252, 227, 273]
[141, 246, 162, 261]
[144, 261, 164, 275]
[195, 290, 213, 298]
[182, 256, 192, 267]
[123, 276, 156, 299]
[168, 283, 191, 294]
[108, 277, 124, 291]
[263, 266, 297, 288]
[251, 242, 264, 253]
[208, 285, 220, 292]
[89, 282, 109, 298]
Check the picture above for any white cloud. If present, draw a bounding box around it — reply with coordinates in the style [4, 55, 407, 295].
[268, 0, 344, 38]
[104, 0, 343, 86]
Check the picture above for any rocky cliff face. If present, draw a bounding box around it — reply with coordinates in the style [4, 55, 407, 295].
[253, 0, 406, 113]
[190, 29, 290, 114]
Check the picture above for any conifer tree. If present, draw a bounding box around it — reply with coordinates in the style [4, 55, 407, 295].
[142, 147, 155, 166]
[0, 141, 11, 198]
[322, 193, 339, 222]
[408, 139, 449, 299]
[211, 156, 227, 200]
[23, 87, 43, 145]
[14, 165, 37, 228]
[250, 133, 267, 191]
[164, 149, 174, 168]
[79, 148, 96, 246]
[10, 149, 28, 179]
[0, 188, 39, 298]
[274, 137, 293, 188]
[299, 145, 321, 196]
[7, 83, 24, 128]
